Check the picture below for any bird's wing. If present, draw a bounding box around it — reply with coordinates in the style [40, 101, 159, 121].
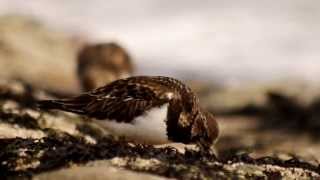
[38, 78, 178, 123]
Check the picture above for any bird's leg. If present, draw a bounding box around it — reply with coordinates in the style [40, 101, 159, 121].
[37, 111, 46, 126]
[38, 111, 44, 120]
[196, 142, 218, 160]
[82, 116, 92, 122]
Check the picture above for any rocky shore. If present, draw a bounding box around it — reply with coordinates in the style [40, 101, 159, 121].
[0, 16, 319, 180]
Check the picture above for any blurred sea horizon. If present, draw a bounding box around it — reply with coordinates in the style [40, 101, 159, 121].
[1, 0, 319, 85]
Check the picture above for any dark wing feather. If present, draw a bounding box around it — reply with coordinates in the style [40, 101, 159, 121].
[38, 77, 176, 122]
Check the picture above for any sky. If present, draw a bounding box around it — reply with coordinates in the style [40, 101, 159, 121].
[1, 0, 319, 84]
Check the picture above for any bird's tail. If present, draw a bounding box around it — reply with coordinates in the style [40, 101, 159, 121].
[37, 99, 86, 114]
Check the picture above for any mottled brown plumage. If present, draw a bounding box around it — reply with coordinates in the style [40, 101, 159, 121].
[38, 76, 219, 147]
[77, 42, 133, 91]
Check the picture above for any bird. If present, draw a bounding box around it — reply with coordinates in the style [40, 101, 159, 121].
[38, 76, 219, 148]
[77, 42, 133, 91]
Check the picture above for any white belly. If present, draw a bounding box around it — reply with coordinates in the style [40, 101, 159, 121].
[95, 104, 170, 144]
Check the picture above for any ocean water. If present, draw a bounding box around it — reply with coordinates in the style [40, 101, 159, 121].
[1, 0, 319, 85]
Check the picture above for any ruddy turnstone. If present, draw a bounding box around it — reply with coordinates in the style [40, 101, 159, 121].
[77, 42, 133, 91]
[38, 76, 219, 148]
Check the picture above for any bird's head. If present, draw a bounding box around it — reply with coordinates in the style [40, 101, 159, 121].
[190, 110, 219, 149]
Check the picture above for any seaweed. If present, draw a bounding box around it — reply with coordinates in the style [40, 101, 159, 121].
[0, 111, 41, 130]
[0, 134, 318, 179]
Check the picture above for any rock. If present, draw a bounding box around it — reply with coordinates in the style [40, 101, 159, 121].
[201, 80, 320, 114]
[34, 163, 168, 180]
[0, 15, 81, 95]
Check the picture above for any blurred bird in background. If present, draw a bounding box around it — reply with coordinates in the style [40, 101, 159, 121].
[77, 42, 134, 91]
